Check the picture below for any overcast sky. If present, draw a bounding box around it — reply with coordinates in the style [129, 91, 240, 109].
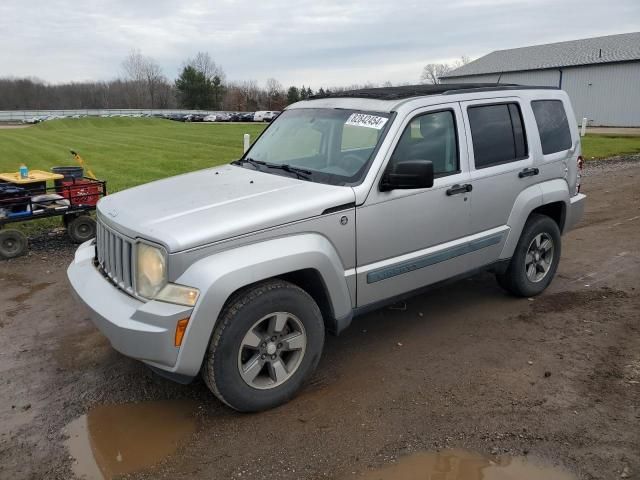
[1, 0, 638, 88]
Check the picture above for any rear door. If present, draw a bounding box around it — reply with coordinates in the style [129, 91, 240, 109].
[461, 98, 539, 235]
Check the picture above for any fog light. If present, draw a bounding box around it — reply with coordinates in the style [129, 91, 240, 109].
[155, 283, 200, 306]
[175, 318, 190, 347]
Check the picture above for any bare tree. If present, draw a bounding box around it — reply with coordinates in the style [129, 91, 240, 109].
[121, 50, 169, 108]
[122, 50, 146, 105]
[420, 63, 452, 84]
[265, 78, 284, 109]
[186, 52, 225, 83]
[453, 55, 471, 69]
[420, 56, 471, 84]
[239, 80, 260, 110]
[143, 61, 165, 108]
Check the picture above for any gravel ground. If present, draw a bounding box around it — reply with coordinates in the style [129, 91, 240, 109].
[1, 156, 639, 479]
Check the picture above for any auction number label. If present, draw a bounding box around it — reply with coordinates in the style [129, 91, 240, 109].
[345, 113, 388, 130]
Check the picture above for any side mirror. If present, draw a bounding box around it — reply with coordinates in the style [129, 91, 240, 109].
[380, 160, 434, 192]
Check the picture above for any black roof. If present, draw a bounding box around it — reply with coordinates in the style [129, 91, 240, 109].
[309, 83, 558, 100]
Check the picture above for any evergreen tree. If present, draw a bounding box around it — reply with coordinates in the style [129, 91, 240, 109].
[286, 86, 300, 104]
[211, 75, 225, 110]
[175, 66, 214, 109]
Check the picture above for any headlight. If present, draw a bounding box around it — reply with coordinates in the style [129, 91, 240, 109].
[136, 243, 167, 298]
[135, 242, 199, 306]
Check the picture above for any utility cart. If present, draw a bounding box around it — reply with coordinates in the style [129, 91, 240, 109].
[0, 169, 106, 259]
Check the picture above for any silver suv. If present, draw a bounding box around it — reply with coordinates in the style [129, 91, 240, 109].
[68, 84, 586, 411]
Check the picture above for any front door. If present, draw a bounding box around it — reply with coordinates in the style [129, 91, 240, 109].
[356, 103, 473, 306]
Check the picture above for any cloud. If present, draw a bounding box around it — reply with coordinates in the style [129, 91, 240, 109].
[1, 0, 638, 88]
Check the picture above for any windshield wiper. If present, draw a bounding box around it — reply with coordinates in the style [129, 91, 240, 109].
[266, 163, 312, 180]
[233, 157, 312, 180]
[231, 157, 266, 169]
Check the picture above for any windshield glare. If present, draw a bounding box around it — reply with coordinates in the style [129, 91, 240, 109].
[243, 108, 392, 185]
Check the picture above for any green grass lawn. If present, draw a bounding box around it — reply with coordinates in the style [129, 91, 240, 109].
[0, 118, 266, 193]
[0, 118, 638, 236]
[1, 118, 639, 220]
[580, 134, 640, 159]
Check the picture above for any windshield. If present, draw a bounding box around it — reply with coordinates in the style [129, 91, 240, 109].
[239, 108, 392, 185]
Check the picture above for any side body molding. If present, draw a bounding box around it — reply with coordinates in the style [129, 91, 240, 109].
[171, 234, 353, 376]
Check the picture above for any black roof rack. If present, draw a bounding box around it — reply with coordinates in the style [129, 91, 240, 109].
[309, 83, 559, 101]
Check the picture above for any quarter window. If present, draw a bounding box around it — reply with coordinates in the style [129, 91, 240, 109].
[389, 110, 459, 177]
[531, 100, 572, 155]
[468, 103, 528, 168]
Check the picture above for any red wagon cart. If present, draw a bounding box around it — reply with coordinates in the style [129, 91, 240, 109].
[0, 168, 106, 259]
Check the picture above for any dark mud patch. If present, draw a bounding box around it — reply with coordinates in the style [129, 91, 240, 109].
[352, 448, 576, 480]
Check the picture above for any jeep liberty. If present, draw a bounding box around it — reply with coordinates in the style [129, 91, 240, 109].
[68, 83, 586, 411]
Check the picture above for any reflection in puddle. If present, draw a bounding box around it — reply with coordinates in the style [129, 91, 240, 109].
[65, 400, 197, 479]
[357, 449, 576, 480]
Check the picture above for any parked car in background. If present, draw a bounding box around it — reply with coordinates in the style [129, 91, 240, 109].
[68, 83, 585, 412]
[240, 113, 254, 122]
[253, 110, 280, 122]
[166, 113, 187, 122]
[184, 114, 205, 122]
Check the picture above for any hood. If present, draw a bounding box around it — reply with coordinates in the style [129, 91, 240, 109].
[97, 164, 355, 252]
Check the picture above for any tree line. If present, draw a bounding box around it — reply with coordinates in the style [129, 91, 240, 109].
[0, 50, 471, 111]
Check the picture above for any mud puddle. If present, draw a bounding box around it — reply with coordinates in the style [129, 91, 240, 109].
[64, 399, 198, 479]
[355, 448, 575, 480]
[10, 281, 53, 303]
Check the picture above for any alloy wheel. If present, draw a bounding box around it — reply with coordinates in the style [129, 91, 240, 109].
[237, 312, 307, 389]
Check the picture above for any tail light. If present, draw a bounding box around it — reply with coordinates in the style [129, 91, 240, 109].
[576, 155, 583, 194]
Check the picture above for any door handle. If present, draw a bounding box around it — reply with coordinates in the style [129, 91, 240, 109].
[446, 184, 473, 196]
[519, 167, 539, 178]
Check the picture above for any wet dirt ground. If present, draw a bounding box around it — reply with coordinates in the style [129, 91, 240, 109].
[1, 157, 639, 480]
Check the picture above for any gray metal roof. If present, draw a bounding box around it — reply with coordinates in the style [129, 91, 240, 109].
[443, 32, 640, 78]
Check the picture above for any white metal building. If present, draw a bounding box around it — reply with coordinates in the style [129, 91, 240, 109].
[441, 32, 640, 127]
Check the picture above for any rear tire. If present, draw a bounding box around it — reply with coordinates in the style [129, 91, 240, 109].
[202, 279, 325, 412]
[0, 229, 28, 259]
[496, 214, 561, 297]
[67, 216, 96, 243]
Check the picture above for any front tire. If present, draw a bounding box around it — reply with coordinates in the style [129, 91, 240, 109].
[202, 279, 325, 412]
[496, 213, 561, 297]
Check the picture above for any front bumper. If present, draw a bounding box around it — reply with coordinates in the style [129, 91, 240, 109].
[565, 193, 586, 232]
[67, 240, 193, 374]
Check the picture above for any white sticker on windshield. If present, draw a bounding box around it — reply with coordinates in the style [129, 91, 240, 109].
[345, 113, 388, 130]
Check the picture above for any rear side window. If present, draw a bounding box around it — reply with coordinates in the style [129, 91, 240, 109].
[531, 100, 572, 154]
[467, 103, 528, 168]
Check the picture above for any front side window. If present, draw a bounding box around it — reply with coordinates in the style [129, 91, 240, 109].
[388, 110, 459, 177]
[531, 100, 572, 155]
[468, 103, 528, 168]
[241, 108, 392, 185]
